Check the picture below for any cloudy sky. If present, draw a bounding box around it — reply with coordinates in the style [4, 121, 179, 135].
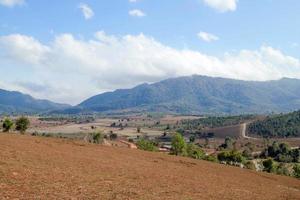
[0, 0, 300, 105]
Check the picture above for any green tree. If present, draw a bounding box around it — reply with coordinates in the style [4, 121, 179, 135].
[15, 117, 30, 134]
[171, 133, 187, 156]
[186, 143, 205, 159]
[2, 118, 14, 132]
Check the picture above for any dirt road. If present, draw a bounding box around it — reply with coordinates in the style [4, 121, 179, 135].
[241, 123, 258, 140]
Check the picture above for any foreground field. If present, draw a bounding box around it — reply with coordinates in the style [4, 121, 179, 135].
[0, 134, 300, 200]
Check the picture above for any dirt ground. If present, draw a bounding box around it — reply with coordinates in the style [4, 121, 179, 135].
[0, 134, 300, 200]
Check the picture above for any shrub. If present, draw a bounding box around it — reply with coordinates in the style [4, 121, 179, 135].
[15, 116, 30, 134]
[171, 133, 187, 156]
[276, 163, 290, 176]
[109, 132, 118, 140]
[217, 150, 246, 164]
[244, 161, 256, 170]
[293, 164, 300, 178]
[262, 158, 277, 173]
[136, 139, 158, 152]
[186, 143, 205, 159]
[2, 118, 14, 132]
[204, 155, 218, 163]
[90, 132, 103, 144]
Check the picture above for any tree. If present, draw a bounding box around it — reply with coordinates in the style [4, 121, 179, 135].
[171, 133, 187, 156]
[219, 137, 234, 150]
[186, 143, 205, 159]
[2, 118, 14, 132]
[15, 117, 30, 134]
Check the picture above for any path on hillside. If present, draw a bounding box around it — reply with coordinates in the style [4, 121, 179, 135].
[241, 123, 258, 140]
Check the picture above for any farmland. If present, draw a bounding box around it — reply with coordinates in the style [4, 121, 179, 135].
[0, 133, 300, 200]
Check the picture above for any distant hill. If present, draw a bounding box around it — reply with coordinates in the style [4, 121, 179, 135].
[248, 110, 300, 137]
[0, 89, 70, 114]
[76, 75, 300, 115]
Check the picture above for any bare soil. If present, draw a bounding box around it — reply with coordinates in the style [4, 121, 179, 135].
[0, 134, 300, 200]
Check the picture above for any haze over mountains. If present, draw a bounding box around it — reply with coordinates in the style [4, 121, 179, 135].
[2, 75, 300, 115]
[0, 89, 69, 114]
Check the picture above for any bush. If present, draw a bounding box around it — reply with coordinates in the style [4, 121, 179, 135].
[186, 143, 205, 159]
[15, 116, 30, 134]
[262, 158, 277, 173]
[90, 132, 103, 144]
[204, 155, 218, 163]
[109, 132, 118, 140]
[276, 163, 290, 176]
[217, 150, 246, 164]
[2, 118, 14, 132]
[136, 139, 158, 152]
[293, 164, 300, 178]
[244, 161, 256, 170]
[171, 133, 187, 156]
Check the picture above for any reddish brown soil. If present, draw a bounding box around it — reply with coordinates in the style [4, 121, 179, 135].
[0, 134, 300, 200]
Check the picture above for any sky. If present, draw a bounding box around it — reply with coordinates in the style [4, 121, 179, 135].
[0, 0, 300, 105]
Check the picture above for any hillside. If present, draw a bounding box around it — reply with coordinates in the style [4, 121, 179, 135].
[0, 89, 69, 114]
[248, 110, 300, 137]
[0, 134, 299, 199]
[77, 75, 300, 115]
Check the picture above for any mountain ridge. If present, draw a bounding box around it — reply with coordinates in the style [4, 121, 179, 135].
[75, 75, 300, 115]
[0, 88, 70, 114]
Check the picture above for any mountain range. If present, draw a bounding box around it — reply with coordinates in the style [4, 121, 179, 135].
[0, 89, 69, 114]
[2, 75, 300, 115]
[77, 75, 300, 115]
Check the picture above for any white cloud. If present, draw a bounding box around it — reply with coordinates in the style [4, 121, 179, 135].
[198, 31, 219, 42]
[0, 0, 24, 7]
[79, 3, 94, 20]
[129, 9, 146, 17]
[0, 32, 300, 104]
[129, 0, 138, 2]
[203, 0, 238, 12]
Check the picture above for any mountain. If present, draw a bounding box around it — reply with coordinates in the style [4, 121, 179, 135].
[0, 89, 70, 114]
[77, 75, 300, 115]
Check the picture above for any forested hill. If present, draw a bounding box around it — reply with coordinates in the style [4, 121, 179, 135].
[77, 75, 300, 115]
[248, 110, 300, 137]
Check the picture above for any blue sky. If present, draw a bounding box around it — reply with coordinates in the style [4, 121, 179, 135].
[1, 0, 300, 104]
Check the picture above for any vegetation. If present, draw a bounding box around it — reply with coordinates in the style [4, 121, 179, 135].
[89, 132, 104, 144]
[261, 142, 300, 163]
[15, 116, 30, 134]
[248, 111, 300, 137]
[186, 143, 205, 159]
[171, 133, 187, 156]
[262, 158, 277, 173]
[137, 139, 158, 152]
[293, 164, 300, 178]
[219, 137, 235, 150]
[2, 118, 14, 132]
[217, 150, 246, 164]
[181, 115, 255, 130]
